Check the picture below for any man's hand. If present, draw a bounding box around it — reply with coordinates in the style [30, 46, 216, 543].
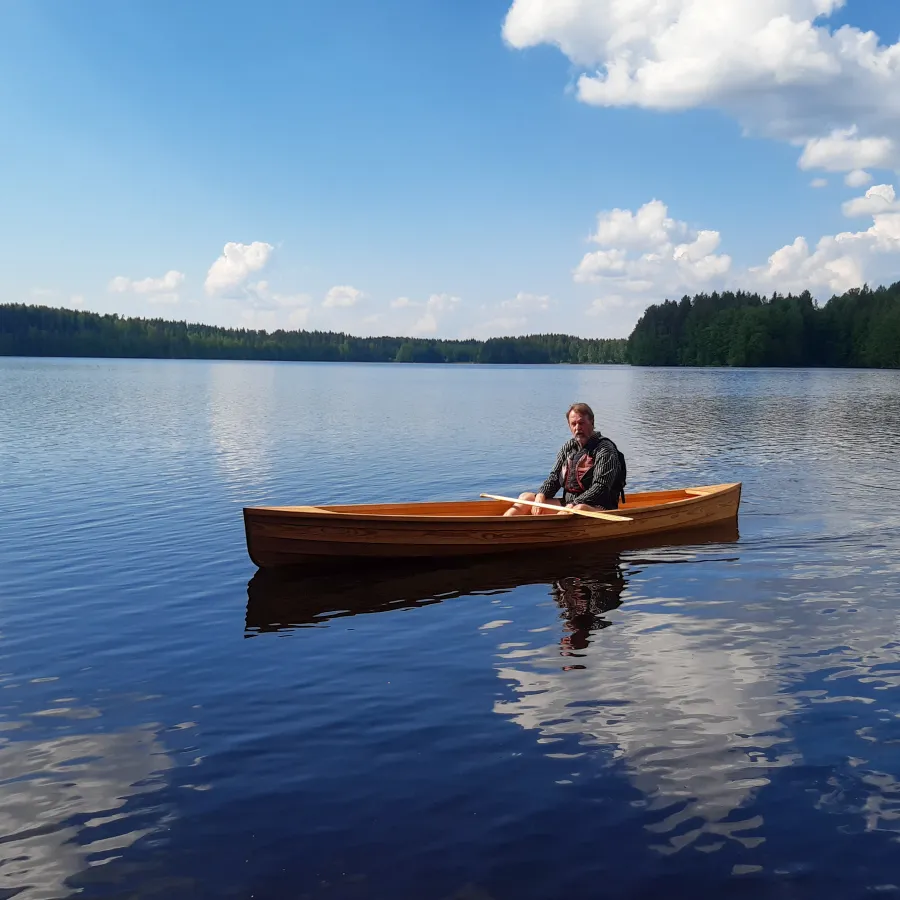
[532, 493, 546, 515]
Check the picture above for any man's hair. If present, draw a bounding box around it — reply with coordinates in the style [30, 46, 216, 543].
[566, 402, 594, 423]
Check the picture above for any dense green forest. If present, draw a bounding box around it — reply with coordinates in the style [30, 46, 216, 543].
[627, 281, 900, 368]
[0, 304, 627, 364]
[3, 279, 899, 367]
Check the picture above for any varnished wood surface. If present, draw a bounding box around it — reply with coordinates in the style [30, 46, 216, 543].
[245, 519, 741, 630]
[243, 482, 742, 569]
[479, 492, 633, 521]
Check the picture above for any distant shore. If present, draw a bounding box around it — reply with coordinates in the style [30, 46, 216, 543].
[0, 304, 627, 365]
[3, 282, 899, 369]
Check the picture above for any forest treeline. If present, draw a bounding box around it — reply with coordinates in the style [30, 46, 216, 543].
[0, 304, 627, 364]
[3, 279, 899, 367]
[627, 281, 900, 368]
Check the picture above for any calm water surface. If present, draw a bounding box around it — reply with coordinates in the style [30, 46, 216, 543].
[2, 357, 900, 899]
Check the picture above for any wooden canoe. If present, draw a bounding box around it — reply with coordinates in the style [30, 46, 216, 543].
[242, 482, 742, 569]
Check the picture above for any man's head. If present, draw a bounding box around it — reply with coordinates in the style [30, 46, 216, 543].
[566, 402, 595, 446]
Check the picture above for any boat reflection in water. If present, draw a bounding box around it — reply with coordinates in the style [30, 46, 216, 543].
[245, 521, 750, 857]
[244, 521, 740, 637]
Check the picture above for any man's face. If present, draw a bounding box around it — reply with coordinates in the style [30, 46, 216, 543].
[568, 411, 594, 446]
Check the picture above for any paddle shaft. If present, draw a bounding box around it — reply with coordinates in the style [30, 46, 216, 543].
[479, 493, 632, 522]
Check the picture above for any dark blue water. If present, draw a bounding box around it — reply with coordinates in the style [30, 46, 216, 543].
[2, 357, 900, 899]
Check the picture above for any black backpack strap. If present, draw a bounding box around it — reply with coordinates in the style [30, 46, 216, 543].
[600, 437, 627, 505]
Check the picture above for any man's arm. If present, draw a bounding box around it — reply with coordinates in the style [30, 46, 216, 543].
[571, 446, 620, 509]
[537, 444, 568, 500]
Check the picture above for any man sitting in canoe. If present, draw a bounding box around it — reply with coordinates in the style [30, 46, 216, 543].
[503, 402, 626, 516]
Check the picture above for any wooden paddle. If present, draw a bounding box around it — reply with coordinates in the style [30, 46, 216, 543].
[479, 493, 633, 522]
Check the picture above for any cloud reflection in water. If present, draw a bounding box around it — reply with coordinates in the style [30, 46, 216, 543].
[0, 720, 173, 899]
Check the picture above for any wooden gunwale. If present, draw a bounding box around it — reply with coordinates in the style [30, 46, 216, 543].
[245, 484, 738, 523]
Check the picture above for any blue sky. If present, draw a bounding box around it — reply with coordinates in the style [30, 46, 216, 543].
[2, 0, 900, 338]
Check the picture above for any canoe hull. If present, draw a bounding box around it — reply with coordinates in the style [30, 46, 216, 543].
[243, 483, 742, 569]
[245, 519, 741, 633]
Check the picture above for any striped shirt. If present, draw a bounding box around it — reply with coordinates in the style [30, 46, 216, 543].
[538, 433, 624, 510]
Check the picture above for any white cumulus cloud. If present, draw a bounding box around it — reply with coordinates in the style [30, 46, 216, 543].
[845, 169, 873, 188]
[396, 293, 462, 336]
[109, 270, 185, 295]
[749, 235, 866, 294]
[841, 184, 900, 218]
[587, 295, 626, 317]
[246, 280, 312, 311]
[575, 248, 628, 278]
[576, 188, 900, 329]
[323, 285, 364, 308]
[204, 242, 274, 295]
[752, 202, 900, 292]
[503, 0, 900, 174]
[574, 200, 732, 301]
[590, 200, 681, 250]
[426, 292, 460, 313]
[221, 280, 313, 332]
[798, 127, 895, 173]
[810, 178, 828, 189]
[410, 312, 438, 335]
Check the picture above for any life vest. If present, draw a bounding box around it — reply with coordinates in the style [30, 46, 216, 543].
[561, 436, 627, 504]
[562, 444, 597, 495]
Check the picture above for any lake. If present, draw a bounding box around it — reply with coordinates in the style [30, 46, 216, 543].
[2, 356, 900, 899]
